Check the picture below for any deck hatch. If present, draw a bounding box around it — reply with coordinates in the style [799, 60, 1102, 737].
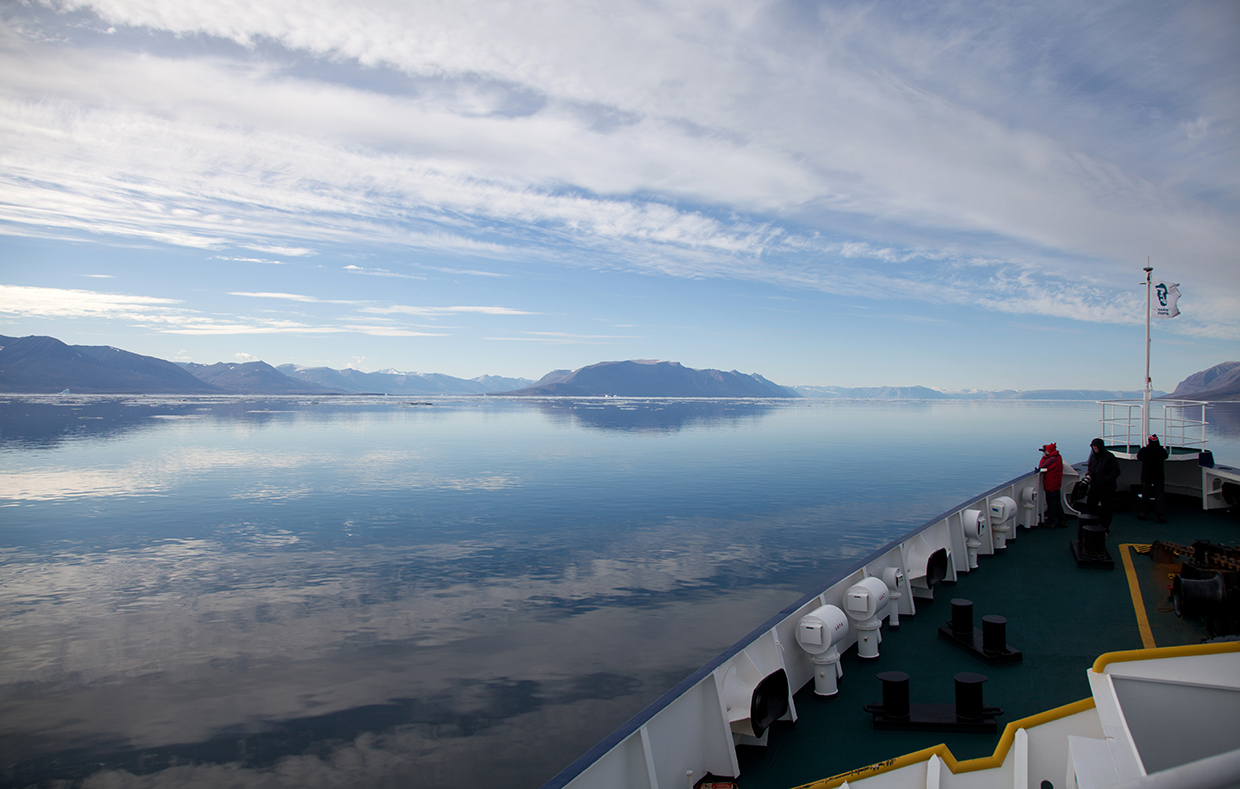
[1109, 676, 1240, 773]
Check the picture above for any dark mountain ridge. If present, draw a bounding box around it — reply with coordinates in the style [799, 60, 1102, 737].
[496, 360, 801, 398]
[0, 335, 221, 394]
[1168, 362, 1240, 401]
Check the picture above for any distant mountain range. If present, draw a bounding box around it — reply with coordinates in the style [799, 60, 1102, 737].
[791, 385, 1171, 401]
[275, 364, 532, 395]
[789, 361, 1240, 401]
[1, 334, 1236, 401]
[0, 335, 528, 395]
[179, 361, 331, 394]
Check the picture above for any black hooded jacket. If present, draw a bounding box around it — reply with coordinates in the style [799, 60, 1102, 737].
[1087, 445, 1121, 492]
[1137, 441, 1169, 484]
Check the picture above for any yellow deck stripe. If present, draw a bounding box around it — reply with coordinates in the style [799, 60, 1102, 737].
[1119, 543, 1157, 650]
[1091, 640, 1240, 673]
[792, 698, 1097, 789]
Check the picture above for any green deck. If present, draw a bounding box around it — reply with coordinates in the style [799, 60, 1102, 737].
[735, 495, 1240, 789]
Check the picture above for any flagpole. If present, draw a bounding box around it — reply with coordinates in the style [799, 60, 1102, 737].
[1143, 264, 1152, 443]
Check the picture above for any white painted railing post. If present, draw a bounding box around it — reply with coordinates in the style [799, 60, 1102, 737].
[924, 753, 942, 789]
[1014, 727, 1029, 789]
[639, 726, 660, 789]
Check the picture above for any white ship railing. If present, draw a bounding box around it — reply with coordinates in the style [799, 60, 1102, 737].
[1098, 398, 1207, 453]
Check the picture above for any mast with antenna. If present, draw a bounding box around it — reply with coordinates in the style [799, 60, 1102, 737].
[1143, 263, 1153, 443]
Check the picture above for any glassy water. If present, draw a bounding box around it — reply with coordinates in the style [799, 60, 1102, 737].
[2, 396, 1238, 788]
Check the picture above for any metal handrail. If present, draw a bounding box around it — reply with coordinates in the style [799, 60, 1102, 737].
[1098, 399, 1208, 452]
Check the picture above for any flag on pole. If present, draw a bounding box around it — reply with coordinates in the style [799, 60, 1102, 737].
[1152, 280, 1180, 319]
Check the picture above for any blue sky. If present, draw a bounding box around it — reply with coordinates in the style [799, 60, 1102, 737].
[1, 0, 1237, 390]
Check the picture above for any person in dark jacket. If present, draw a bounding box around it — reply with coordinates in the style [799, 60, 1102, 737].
[1037, 443, 1066, 527]
[1137, 434, 1169, 523]
[1084, 437, 1120, 530]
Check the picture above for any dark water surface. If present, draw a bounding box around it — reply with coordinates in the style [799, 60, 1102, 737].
[2, 396, 1238, 788]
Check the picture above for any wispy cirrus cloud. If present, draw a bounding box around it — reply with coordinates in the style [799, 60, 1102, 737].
[487, 331, 641, 344]
[0, 284, 182, 319]
[343, 265, 425, 280]
[213, 256, 287, 265]
[159, 321, 446, 337]
[229, 291, 370, 306]
[424, 266, 508, 278]
[230, 292, 324, 303]
[364, 304, 538, 318]
[0, 285, 446, 337]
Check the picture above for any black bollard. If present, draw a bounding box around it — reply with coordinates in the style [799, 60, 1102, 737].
[950, 599, 974, 636]
[877, 671, 910, 720]
[1071, 512, 1114, 569]
[1081, 523, 1107, 559]
[982, 615, 1007, 654]
[955, 672, 987, 722]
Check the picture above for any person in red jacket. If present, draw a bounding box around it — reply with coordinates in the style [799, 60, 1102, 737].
[1037, 443, 1066, 528]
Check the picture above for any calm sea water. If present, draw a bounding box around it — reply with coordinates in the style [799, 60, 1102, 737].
[3, 396, 1239, 788]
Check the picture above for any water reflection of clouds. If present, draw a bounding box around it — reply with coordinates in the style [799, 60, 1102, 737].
[1, 448, 300, 501]
[231, 484, 318, 501]
[0, 504, 880, 774]
[1, 445, 522, 502]
[0, 467, 169, 500]
[1, 502, 891, 688]
[532, 398, 782, 434]
[3, 567, 802, 788]
[0, 395, 471, 451]
[7, 596, 791, 789]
